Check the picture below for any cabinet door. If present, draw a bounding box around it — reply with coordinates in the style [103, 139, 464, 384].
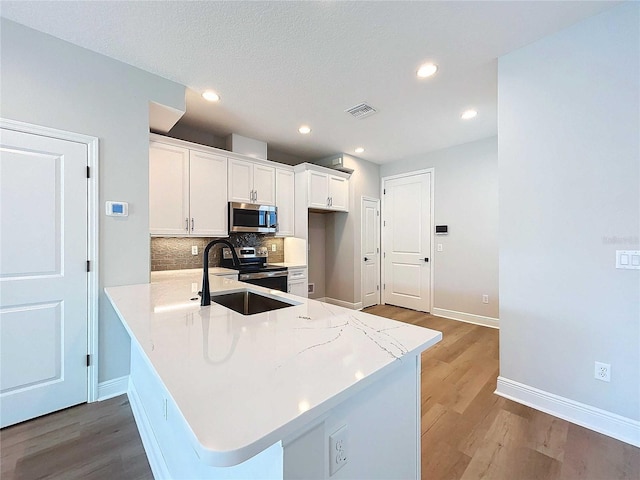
[228, 158, 253, 203]
[328, 175, 349, 211]
[289, 280, 308, 298]
[149, 142, 190, 235]
[189, 150, 228, 237]
[253, 164, 276, 205]
[307, 170, 329, 209]
[275, 168, 295, 236]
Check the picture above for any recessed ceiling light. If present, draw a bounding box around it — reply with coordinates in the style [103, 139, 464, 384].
[355, 147, 365, 154]
[298, 125, 311, 134]
[461, 109, 478, 120]
[202, 90, 220, 102]
[417, 63, 438, 78]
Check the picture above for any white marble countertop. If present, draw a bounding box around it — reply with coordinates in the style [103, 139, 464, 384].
[105, 271, 441, 467]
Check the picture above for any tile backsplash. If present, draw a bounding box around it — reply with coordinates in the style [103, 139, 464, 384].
[151, 234, 284, 271]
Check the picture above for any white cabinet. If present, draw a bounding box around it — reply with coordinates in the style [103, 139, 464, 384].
[288, 267, 308, 298]
[306, 169, 349, 212]
[150, 141, 227, 236]
[275, 168, 295, 237]
[228, 158, 275, 205]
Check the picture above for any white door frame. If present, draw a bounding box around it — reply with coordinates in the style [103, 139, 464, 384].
[380, 169, 435, 311]
[1, 118, 100, 402]
[361, 196, 381, 308]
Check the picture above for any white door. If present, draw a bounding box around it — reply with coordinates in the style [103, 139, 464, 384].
[382, 172, 432, 312]
[0, 128, 88, 427]
[362, 198, 380, 308]
[189, 150, 227, 237]
[253, 164, 276, 205]
[328, 175, 349, 211]
[308, 170, 329, 209]
[228, 158, 253, 203]
[149, 141, 190, 235]
[275, 168, 295, 236]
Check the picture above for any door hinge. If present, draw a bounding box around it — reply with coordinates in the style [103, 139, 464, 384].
[376, 285, 379, 291]
[86, 354, 91, 367]
[86, 166, 90, 178]
[383, 283, 386, 290]
[377, 210, 380, 216]
[86, 260, 90, 272]
[383, 252, 386, 258]
[383, 220, 386, 227]
[383, 188, 386, 194]
[377, 247, 379, 253]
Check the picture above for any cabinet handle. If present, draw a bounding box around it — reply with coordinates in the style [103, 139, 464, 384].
[185, 218, 189, 231]
[191, 218, 195, 231]
[330, 197, 333, 207]
[327, 197, 330, 207]
[254, 190, 258, 202]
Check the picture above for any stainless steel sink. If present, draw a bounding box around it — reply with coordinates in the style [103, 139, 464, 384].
[211, 290, 296, 315]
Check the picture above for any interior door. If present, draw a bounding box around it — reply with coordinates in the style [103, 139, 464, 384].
[383, 172, 432, 312]
[362, 198, 380, 308]
[0, 128, 88, 427]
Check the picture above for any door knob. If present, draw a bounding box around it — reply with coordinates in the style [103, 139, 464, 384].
[364, 257, 369, 261]
[424, 257, 429, 262]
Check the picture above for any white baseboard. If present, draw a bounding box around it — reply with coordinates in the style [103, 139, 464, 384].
[128, 380, 171, 479]
[97, 375, 129, 401]
[323, 297, 363, 310]
[431, 307, 499, 329]
[496, 376, 640, 447]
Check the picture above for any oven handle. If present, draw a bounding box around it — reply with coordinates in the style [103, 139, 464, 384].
[239, 271, 288, 280]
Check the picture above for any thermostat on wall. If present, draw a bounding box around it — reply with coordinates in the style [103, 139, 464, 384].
[106, 201, 128, 217]
[435, 225, 448, 235]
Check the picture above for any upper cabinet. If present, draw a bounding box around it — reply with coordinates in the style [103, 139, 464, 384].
[228, 158, 276, 205]
[275, 168, 295, 237]
[149, 140, 228, 237]
[301, 164, 350, 212]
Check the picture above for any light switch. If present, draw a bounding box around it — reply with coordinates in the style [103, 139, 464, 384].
[616, 250, 640, 270]
[437, 244, 443, 252]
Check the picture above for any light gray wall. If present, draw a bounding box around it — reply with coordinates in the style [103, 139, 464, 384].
[308, 213, 326, 299]
[498, 2, 639, 420]
[380, 137, 499, 318]
[324, 155, 380, 305]
[0, 19, 186, 383]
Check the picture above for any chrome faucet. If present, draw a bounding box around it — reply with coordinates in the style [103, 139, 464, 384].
[201, 239, 240, 307]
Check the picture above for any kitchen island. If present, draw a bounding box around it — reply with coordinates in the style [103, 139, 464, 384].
[105, 270, 441, 479]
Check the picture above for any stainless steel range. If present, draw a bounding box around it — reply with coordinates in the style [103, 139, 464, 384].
[221, 246, 288, 292]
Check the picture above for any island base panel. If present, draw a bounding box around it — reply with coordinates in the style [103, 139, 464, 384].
[283, 355, 420, 479]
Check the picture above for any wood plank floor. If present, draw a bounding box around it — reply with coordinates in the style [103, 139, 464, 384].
[1, 305, 638, 479]
[365, 305, 640, 480]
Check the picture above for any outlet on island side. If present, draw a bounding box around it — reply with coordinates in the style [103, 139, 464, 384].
[595, 362, 611, 382]
[329, 425, 348, 476]
[482, 294, 489, 304]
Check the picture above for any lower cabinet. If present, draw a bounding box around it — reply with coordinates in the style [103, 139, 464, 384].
[288, 268, 307, 298]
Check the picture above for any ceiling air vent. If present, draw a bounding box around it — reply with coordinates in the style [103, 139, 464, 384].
[345, 102, 377, 120]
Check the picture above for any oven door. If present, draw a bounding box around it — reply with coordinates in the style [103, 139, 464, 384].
[229, 202, 277, 233]
[238, 271, 288, 292]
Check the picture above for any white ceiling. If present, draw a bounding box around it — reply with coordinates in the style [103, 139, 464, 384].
[0, 1, 619, 164]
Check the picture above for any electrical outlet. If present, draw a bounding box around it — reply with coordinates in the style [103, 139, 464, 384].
[482, 294, 489, 304]
[329, 425, 348, 476]
[271, 244, 276, 252]
[191, 245, 198, 255]
[595, 362, 611, 382]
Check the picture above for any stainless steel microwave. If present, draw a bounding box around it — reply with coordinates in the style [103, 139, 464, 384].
[228, 202, 277, 233]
